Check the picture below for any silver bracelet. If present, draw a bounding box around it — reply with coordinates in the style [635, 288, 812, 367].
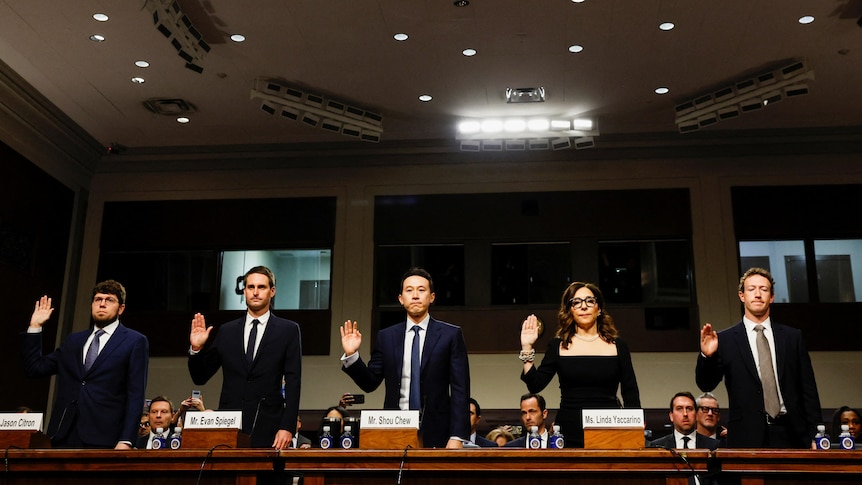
[518, 349, 536, 363]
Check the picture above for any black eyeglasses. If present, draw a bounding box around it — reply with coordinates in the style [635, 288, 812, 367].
[699, 406, 720, 415]
[570, 297, 597, 308]
[140, 421, 150, 428]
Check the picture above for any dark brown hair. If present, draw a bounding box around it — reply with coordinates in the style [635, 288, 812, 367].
[556, 282, 618, 348]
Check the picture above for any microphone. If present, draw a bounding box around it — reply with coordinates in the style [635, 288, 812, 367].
[396, 444, 412, 485]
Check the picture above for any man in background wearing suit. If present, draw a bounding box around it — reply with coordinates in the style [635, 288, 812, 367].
[21, 280, 149, 449]
[188, 266, 301, 450]
[136, 396, 174, 449]
[469, 398, 497, 447]
[340, 267, 470, 448]
[696, 267, 821, 448]
[504, 393, 550, 448]
[649, 392, 719, 450]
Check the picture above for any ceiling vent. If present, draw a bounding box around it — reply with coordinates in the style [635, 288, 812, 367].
[143, 98, 196, 116]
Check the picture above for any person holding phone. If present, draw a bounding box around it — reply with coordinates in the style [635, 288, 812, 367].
[173, 390, 206, 427]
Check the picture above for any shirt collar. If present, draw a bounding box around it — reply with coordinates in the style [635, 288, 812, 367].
[405, 314, 430, 332]
[95, 320, 120, 335]
[743, 316, 772, 333]
[246, 311, 271, 326]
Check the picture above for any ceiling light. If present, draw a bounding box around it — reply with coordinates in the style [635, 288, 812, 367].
[798, 15, 815, 24]
[453, 0, 470, 6]
[418, 94, 432, 102]
[462, 48, 477, 56]
[568, 44, 584, 53]
[177, 117, 190, 123]
[131, 77, 145, 84]
[529, 119, 551, 131]
[480, 119, 503, 133]
[135, 60, 150, 68]
[659, 22, 675, 31]
[230, 34, 246, 42]
[458, 120, 481, 134]
[503, 119, 526, 132]
[506, 87, 545, 103]
[549, 120, 570, 130]
[93, 13, 109, 22]
[394, 33, 409, 41]
[89, 34, 105, 42]
[655, 87, 669, 95]
[573, 119, 593, 130]
[148, 0, 210, 73]
[571, 0, 586, 3]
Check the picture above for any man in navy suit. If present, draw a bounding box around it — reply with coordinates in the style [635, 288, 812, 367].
[188, 266, 301, 449]
[696, 267, 821, 448]
[340, 267, 470, 448]
[469, 398, 497, 447]
[21, 280, 149, 449]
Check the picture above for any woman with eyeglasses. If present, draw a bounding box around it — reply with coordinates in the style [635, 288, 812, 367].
[519, 282, 641, 448]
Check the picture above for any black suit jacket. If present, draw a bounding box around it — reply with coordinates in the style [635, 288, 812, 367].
[474, 434, 497, 448]
[696, 320, 821, 448]
[20, 324, 149, 447]
[342, 317, 470, 448]
[188, 313, 302, 447]
[648, 432, 719, 450]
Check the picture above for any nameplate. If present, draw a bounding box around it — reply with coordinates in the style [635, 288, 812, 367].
[360, 410, 420, 429]
[183, 411, 242, 429]
[0, 413, 43, 431]
[582, 409, 644, 429]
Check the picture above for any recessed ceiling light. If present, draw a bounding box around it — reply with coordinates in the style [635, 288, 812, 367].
[568, 44, 584, 53]
[798, 15, 815, 24]
[394, 33, 409, 41]
[659, 22, 675, 31]
[89, 34, 105, 42]
[418, 94, 432, 102]
[177, 117, 190, 124]
[92, 13, 109, 22]
[230, 34, 246, 42]
[655, 87, 669, 95]
[571, 0, 586, 3]
[131, 77, 145, 84]
[462, 48, 477, 56]
[135, 60, 150, 68]
[453, 0, 470, 6]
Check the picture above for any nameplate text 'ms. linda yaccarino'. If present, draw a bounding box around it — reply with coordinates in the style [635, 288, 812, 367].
[582, 409, 645, 429]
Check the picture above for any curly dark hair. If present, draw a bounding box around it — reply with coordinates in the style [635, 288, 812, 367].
[556, 282, 618, 349]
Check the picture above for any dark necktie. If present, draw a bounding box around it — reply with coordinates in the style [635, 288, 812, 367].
[681, 435, 691, 449]
[84, 328, 106, 372]
[246, 319, 259, 364]
[409, 326, 422, 410]
[755, 326, 781, 418]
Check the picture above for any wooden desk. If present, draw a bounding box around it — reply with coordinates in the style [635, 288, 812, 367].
[2, 448, 859, 485]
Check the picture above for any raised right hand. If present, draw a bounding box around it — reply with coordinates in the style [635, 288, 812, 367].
[190, 313, 213, 351]
[30, 295, 54, 329]
[520, 314, 539, 349]
[340, 320, 362, 355]
[700, 323, 718, 357]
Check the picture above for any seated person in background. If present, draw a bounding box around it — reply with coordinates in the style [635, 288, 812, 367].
[469, 398, 497, 447]
[291, 416, 312, 448]
[138, 413, 150, 438]
[695, 392, 727, 447]
[649, 392, 719, 450]
[831, 406, 861, 440]
[486, 427, 515, 447]
[504, 393, 550, 448]
[137, 396, 174, 449]
[16, 406, 33, 413]
[173, 393, 207, 427]
[318, 405, 350, 442]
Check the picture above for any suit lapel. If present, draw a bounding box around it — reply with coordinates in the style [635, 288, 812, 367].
[85, 325, 127, 375]
[771, 322, 786, 383]
[729, 321, 760, 381]
[420, 319, 442, 373]
[393, 323, 407, 372]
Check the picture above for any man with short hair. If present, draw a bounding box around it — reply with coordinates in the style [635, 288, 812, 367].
[648, 392, 719, 450]
[504, 393, 549, 448]
[469, 398, 497, 447]
[137, 396, 174, 449]
[188, 266, 302, 450]
[695, 392, 726, 446]
[697, 267, 822, 448]
[20, 280, 149, 449]
[340, 267, 471, 448]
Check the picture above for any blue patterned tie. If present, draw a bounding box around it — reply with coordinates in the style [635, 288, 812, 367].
[409, 326, 422, 410]
[246, 319, 259, 364]
[84, 329, 106, 372]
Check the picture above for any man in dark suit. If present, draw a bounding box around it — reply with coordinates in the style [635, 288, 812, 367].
[696, 267, 821, 448]
[20, 280, 149, 449]
[648, 392, 720, 450]
[340, 267, 470, 448]
[136, 396, 174, 449]
[291, 416, 312, 448]
[188, 266, 301, 449]
[469, 398, 497, 447]
[695, 392, 727, 448]
[504, 393, 550, 448]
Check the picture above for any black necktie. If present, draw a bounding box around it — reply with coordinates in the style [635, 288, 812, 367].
[246, 319, 259, 364]
[84, 329, 106, 372]
[409, 326, 422, 410]
[681, 436, 691, 449]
